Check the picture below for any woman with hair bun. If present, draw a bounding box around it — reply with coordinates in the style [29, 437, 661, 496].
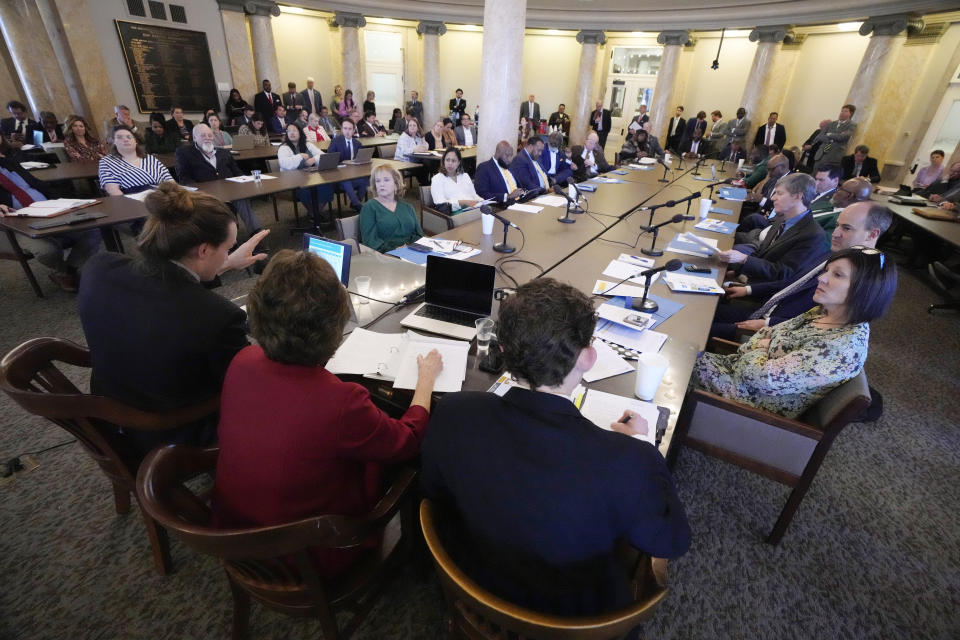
[78, 182, 269, 460]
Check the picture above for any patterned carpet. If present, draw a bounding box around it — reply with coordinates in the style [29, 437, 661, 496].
[0, 201, 958, 639]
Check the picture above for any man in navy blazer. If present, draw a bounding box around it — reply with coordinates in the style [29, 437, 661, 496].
[753, 112, 787, 150]
[326, 119, 367, 210]
[509, 135, 550, 194]
[840, 145, 881, 183]
[299, 77, 323, 115]
[266, 105, 287, 134]
[253, 79, 281, 117]
[540, 131, 573, 186]
[474, 140, 524, 205]
[422, 278, 690, 617]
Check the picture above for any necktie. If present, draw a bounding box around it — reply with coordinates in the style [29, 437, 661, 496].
[347, 140, 353, 158]
[0, 171, 36, 206]
[531, 153, 547, 187]
[855, 163, 862, 176]
[751, 260, 825, 319]
[15, 120, 23, 134]
[766, 126, 773, 145]
[692, 141, 698, 154]
[500, 166, 517, 192]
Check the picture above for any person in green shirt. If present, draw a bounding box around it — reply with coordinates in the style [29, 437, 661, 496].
[742, 145, 771, 189]
[360, 164, 424, 253]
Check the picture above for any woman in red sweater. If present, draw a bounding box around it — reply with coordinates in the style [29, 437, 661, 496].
[212, 249, 443, 578]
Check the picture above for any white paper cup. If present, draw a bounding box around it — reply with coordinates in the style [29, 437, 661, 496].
[737, 158, 745, 171]
[355, 275, 371, 304]
[481, 213, 495, 235]
[635, 353, 669, 401]
[699, 198, 713, 219]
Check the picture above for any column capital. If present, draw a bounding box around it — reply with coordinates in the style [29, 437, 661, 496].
[417, 21, 447, 36]
[235, 1, 280, 17]
[576, 30, 606, 45]
[748, 25, 795, 44]
[657, 30, 690, 46]
[859, 14, 923, 37]
[331, 11, 366, 29]
[216, 0, 246, 13]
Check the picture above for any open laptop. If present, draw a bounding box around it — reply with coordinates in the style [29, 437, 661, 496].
[302, 234, 358, 324]
[232, 135, 256, 150]
[315, 151, 340, 170]
[345, 146, 375, 165]
[401, 255, 496, 341]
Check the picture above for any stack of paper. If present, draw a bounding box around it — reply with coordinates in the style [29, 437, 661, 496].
[582, 339, 634, 383]
[717, 186, 748, 201]
[392, 333, 470, 393]
[594, 320, 667, 354]
[14, 198, 97, 217]
[579, 390, 658, 445]
[532, 194, 568, 207]
[597, 304, 654, 331]
[601, 255, 660, 286]
[665, 232, 718, 258]
[225, 174, 277, 182]
[662, 272, 724, 295]
[326, 328, 404, 376]
[694, 218, 738, 235]
[508, 203, 543, 214]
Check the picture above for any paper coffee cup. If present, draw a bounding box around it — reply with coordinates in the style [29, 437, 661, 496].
[481, 213, 495, 235]
[635, 353, 669, 401]
[699, 198, 713, 219]
[737, 158, 745, 170]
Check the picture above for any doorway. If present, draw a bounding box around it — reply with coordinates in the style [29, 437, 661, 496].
[364, 30, 404, 121]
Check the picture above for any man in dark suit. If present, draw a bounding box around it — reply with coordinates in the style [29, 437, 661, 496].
[326, 119, 367, 210]
[711, 201, 892, 339]
[317, 106, 339, 137]
[666, 106, 685, 151]
[797, 120, 828, 173]
[840, 144, 881, 183]
[266, 105, 287, 134]
[590, 101, 612, 148]
[475, 140, 524, 205]
[540, 131, 573, 186]
[422, 277, 690, 616]
[175, 124, 264, 238]
[27, 111, 64, 144]
[405, 90, 424, 125]
[631, 104, 650, 130]
[1, 100, 35, 150]
[300, 77, 322, 115]
[809, 164, 841, 213]
[449, 88, 466, 122]
[678, 129, 708, 157]
[570, 131, 612, 182]
[681, 110, 707, 147]
[509, 135, 549, 194]
[720, 140, 747, 164]
[718, 172, 830, 289]
[548, 104, 570, 133]
[281, 82, 302, 112]
[753, 112, 786, 150]
[253, 79, 281, 117]
[358, 111, 386, 137]
[519, 94, 541, 126]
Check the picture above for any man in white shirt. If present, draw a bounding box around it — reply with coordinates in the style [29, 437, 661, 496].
[455, 114, 477, 146]
[753, 112, 786, 150]
[519, 94, 540, 125]
[300, 77, 322, 115]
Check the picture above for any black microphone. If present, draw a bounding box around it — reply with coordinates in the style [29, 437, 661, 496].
[638, 258, 683, 277]
[701, 178, 734, 189]
[480, 204, 518, 229]
[553, 184, 575, 203]
[641, 213, 688, 232]
[637, 199, 677, 213]
[631, 259, 683, 312]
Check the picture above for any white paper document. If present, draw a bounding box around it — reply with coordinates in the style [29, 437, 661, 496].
[19, 161, 49, 169]
[582, 339, 634, 383]
[508, 203, 543, 214]
[597, 304, 654, 332]
[579, 389, 659, 445]
[593, 280, 652, 298]
[392, 332, 470, 393]
[325, 328, 404, 376]
[532, 195, 568, 207]
[14, 198, 97, 217]
[662, 273, 724, 295]
[594, 321, 668, 354]
[602, 259, 661, 286]
[226, 174, 277, 182]
[124, 190, 154, 202]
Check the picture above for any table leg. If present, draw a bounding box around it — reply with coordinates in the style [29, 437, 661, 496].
[100, 226, 125, 253]
[3, 229, 44, 298]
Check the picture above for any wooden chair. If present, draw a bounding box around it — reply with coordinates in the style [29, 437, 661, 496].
[1, 229, 43, 297]
[419, 500, 669, 640]
[377, 143, 396, 159]
[666, 359, 871, 545]
[418, 186, 482, 235]
[264, 158, 300, 225]
[137, 444, 419, 640]
[0, 337, 220, 574]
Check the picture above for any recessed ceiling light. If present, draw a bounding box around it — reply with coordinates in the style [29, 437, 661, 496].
[631, 31, 650, 36]
[725, 29, 750, 37]
[837, 21, 863, 31]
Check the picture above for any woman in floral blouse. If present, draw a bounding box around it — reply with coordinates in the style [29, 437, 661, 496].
[692, 247, 897, 418]
[64, 115, 108, 162]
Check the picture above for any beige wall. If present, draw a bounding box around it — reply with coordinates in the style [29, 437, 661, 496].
[679, 34, 755, 125]
[438, 30, 484, 118]
[520, 33, 581, 117]
[271, 12, 338, 103]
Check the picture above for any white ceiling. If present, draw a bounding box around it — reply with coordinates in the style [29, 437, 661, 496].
[296, 0, 957, 30]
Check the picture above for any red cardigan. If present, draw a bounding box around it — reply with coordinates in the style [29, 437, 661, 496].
[212, 345, 429, 578]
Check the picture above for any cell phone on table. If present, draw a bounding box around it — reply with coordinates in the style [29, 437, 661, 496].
[685, 265, 711, 274]
[407, 243, 433, 253]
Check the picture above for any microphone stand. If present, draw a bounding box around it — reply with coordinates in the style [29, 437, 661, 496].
[570, 183, 586, 213]
[493, 218, 516, 252]
[632, 271, 661, 312]
[557, 196, 575, 224]
[658, 160, 671, 183]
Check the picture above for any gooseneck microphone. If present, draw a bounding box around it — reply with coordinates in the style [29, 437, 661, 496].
[481, 205, 517, 253]
[641, 213, 693, 257]
[554, 185, 576, 224]
[632, 259, 683, 313]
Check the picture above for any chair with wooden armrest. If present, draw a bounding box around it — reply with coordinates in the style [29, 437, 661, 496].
[419, 186, 483, 236]
[706, 336, 741, 354]
[419, 499, 669, 640]
[377, 143, 396, 160]
[137, 444, 419, 640]
[666, 370, 871, 545]
[264, 158, 300, 225]
[0, 337, 220, 574]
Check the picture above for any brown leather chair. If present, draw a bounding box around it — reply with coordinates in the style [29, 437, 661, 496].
[419, 185, 483, 235]
[0, 337, 219, 574]
[419, 499, 669, 640]
[666, 337, 871, 544]
[137, 444, 419, 640]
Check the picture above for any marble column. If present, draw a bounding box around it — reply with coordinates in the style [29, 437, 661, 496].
[846, 14, 922, 149]
[477, 0, 527, 161]
[418, 21, 446, 129]
[247, 2, 281, 91]
[35, 0, 88, 119]
[739, 26, 793, 138]
[218, 0, 257, 101]
[333, 12, 366, 103]
[571, 30, 605, 147]
[0, 0, 74, 120]
[649, 31, 690, 142]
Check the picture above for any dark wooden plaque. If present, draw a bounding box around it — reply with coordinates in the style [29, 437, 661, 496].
[115, 20, 220, 113]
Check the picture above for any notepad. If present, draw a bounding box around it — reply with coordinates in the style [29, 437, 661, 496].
[326, 328, 404, 376]
[694, 218, 738, 235]
[508, 203, 543, 214]
[662, 273, 724, 294]
[579, 389, 659, 445]
[602, 259, 661, 285]
[392, 332, 470, 393]
[665, 233, 718, 258]
[582, 339, 635, 383]
[532, 194, 568, 207]
[13, 198, 98, 217]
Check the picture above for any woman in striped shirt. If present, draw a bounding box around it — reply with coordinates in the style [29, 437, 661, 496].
[98, 125, 174, 196]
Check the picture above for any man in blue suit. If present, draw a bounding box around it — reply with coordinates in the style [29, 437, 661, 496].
[422, 277, 690, 617]
[266, 105, 287, 134]
[509, 135, 550, 195]
[475, 140, 524, 205]
[540, 131, 573, 186]
[326, 119, 367, 211]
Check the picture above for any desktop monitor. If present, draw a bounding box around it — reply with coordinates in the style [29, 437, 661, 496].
[301, 233, 352, 286]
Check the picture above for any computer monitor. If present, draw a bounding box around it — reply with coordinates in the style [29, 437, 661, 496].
[301, 234, 352, 286]
[425, 255, 495, 316]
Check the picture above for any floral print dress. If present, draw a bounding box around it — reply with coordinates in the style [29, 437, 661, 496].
[692, 309, 869, 418]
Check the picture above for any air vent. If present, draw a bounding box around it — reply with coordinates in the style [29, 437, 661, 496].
[148, 0, 166, 20]
[169, 4, 187, 23]
[126, 0, 146, 17]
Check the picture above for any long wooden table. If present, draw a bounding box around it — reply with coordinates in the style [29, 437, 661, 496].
[0, 196, 148, 253]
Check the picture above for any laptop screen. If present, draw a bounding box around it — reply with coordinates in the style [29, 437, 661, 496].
[302, 234, 352, 286]
[425, 255, 495, 316]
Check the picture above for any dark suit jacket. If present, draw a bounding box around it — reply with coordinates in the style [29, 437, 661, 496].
[840, 155, 881, 183]
[0, 116, 35, 137]
[683, 118, 707, 143]
[569, 145, 613, 182]
[254, 91, 281, 116]
[281, 92, 303, 111]
[266, 115, 286, 134]
[78, 252, 248, 458]
[766, 277, 820, 327]
[519, 101, 541, 124]
[678, 137, 709, 156]
[540, 147, 573, 185]
[590, 109, 612, 135]
[165, 118, 194, 141]
[421, 388, 690, 616]
[449, 97, 466, 120]
[358, 121, 384, 137]
[474, 158, 517, 204]
[720, 143, 747, 163]
[666, 117, 686, 146]
[327, 135, 363, 161]
[174, 145, 243, 184]
[753, 123, 786, 150]
[509, 148, 549, 192]
[299, 88, 323, 114]
[738, 211, 831, 285]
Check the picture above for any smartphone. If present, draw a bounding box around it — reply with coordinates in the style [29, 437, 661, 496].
[685, 265, 711, 274]
[623, 314, 651, 330]
[407, 243, 433, 253]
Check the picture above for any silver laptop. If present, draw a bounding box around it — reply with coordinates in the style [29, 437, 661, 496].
[401, 255, 496, 341]
[315, 151, 340, 170]
[346, 146, 375, 165]
[232, 135, 256, 150]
